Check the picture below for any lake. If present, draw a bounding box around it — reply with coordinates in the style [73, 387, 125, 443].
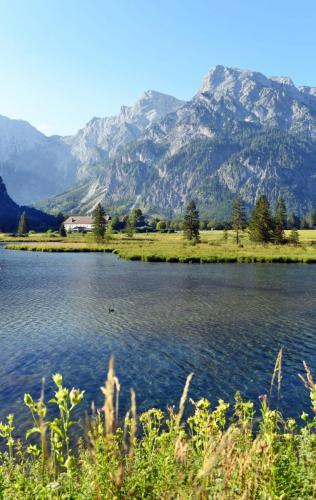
[0, 246, 316, 430]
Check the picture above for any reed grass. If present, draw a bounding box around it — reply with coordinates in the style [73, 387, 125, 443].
[0, 353, 315, 498]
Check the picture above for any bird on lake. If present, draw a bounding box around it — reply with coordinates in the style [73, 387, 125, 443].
[108, 306, 115, 313]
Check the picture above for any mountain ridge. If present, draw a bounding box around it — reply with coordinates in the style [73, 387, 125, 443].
[0, 91, 185, 204]
[2, 65, 316, 219]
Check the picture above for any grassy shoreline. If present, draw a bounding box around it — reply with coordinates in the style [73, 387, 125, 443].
[0, 357, 315, 498]
[3, 230, 316, 263]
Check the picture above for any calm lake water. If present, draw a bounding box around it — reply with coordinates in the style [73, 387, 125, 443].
[0, 246, 316, 430]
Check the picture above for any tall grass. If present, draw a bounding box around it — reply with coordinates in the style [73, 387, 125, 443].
[0, 353, 315, 498]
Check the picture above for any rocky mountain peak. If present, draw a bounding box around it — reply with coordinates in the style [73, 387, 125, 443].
[0, 114, 45, 163]
[197, 65, 270, 96]
[66, 90, 185, 166]
[299, 85, 316, 97]
[122, 90, 185, 123]
[269, 76, 295, 86]
[194, 65, 316, 136]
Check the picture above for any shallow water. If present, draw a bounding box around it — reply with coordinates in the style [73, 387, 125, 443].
[0, 246, 316, 430]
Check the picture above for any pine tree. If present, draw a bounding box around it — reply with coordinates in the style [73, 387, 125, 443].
[249, 195, 273, 243]
[56, 212, 65, 225]
[92, 203, 105, 242]
[288, 228, 299, 245]
[59, 223, 67, 237]
[305, 210, 316, 229]
[288, 212, 300, 229]
[232, 195, 247, 244]
[183, 200, 200, 241]
[274, 196, 287, 244]
[17, 211, 29, 236]
[125, 217, 134, 238]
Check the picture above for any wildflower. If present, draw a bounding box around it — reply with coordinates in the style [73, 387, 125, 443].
[56, 387, 69, 404]
[287, 418, 296, 431]
[7, 414, 14, 426]
[69, 388, 85, 407]
[24, 393, 34, 407]
[27, 444, 40, 456]
[53, 373, 63, 387]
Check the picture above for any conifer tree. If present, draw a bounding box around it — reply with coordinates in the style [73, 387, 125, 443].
[249, 195, 273, 243]
[56, 212, 65, 226]
[17, 211, 29, 236]
[125, 217, 134, 238]
[232, 195, 247, 244]
[274, 196, 287, 244]
[288, 228, 299, 245]
[305, 210, 316, 229]
[59, 223, 67, 237]
[288, 212, 300, 229]
[92, 203, 105, 242]
[183, 200, 200, 241]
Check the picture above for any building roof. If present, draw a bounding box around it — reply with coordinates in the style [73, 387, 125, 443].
[64, 216, 94, 225]
[64, 214, 111, 225]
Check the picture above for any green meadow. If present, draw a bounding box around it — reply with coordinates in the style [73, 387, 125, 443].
[3, 230, 316, 263]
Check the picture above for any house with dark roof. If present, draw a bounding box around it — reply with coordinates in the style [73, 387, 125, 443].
[64, 215, 110, 233]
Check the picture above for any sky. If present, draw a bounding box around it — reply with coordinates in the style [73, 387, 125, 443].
[0, 0, 316, 136]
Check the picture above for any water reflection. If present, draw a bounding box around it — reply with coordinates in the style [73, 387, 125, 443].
[0, 248, 316, 431]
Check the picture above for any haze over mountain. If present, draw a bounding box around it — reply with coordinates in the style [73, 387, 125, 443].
[0, 92, 184, 205]
[2, 65, 316, 218]
[0, 176, 58, 232]
[0, 114, 80, 204]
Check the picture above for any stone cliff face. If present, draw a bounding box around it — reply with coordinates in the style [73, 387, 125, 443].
[64, 90, 185, 168]
[3, 66, 316, 218]
[39, 66, 316, 218]
[0, 92, 184, 205]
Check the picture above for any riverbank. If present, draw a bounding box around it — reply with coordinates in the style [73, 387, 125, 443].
[0, 357, 315, 499]
[4, 230, 316, 263]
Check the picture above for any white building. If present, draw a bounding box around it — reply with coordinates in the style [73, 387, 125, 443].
[63, 215, 110, 233]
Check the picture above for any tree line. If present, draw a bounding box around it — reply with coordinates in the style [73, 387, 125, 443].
[181, 195, 303, 244]
[91, 196, 310, 245]
[13, 197, 313, 247]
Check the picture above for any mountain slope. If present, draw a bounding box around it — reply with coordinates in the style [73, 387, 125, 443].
[0, 176, 58, 232]
[39, 66, 316, 218]
[0, 92, 184, 205]
[0, 115, 80, 204]
[64, 90, 185, 170]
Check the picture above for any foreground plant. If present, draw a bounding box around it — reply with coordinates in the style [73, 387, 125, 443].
[0, 354, 315, 499]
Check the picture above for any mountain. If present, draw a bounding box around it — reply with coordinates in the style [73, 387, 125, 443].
[196, 66, 316, 138]
[38, 65, 316, 218]
[0, 92, 184, 205]
[65, 90, 185, 170]
[0, 176, 58, 232]
[0, 115, 79, 205]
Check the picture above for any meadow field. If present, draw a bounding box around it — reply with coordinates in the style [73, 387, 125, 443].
[3, 230, 316, 263]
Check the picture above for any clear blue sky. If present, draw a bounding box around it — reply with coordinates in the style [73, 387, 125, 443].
[0, 0, 315, 136]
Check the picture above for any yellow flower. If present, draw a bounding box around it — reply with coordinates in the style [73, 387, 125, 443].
[69, 388, 85, 407]
[53, 373, 63, 387]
